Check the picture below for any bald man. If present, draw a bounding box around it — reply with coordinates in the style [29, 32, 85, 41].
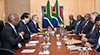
[69, 14, 76, 25]
[1, 13, 24, 51]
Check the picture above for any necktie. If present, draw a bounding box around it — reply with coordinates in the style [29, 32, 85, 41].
[90, 24, 96, 34]
[75, 21, 80, 31]
[36, 23, 38, 29]
[81, 23, 86, 33]
[95, 34, 100, 50]
[14, 27, 17, 35]
[25, 24, 32, 34]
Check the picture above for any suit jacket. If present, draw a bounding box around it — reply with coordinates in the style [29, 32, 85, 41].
[93, 33, 100, 53]
[28, 21, 40, 33]
[65, 21, 77, 30]
[1, 23, 22, 50]
[82, 20, 94, 36]
[86, 26, 99, 44]
[70, 19, 76, 25]
[75, 20, 85, 34]
[17, 20, 30, 42]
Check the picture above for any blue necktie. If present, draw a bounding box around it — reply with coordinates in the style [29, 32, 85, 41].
[14, 27, 17, 35]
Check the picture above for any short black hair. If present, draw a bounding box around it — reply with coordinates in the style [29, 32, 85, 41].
[95, 14, 100, 23]
[21, 13, 30, 19]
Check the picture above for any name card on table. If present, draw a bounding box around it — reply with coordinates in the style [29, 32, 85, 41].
[29, 41, 39, 44]
[21, 49, 36, 53]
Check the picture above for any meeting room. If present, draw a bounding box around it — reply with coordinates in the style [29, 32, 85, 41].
[0, 0, 100, 55]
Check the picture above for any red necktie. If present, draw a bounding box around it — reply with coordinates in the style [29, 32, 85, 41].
[81, 23, 86, 33]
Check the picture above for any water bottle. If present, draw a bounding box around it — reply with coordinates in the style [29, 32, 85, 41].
[80, 48, 84, 55]
[85, 48, 89, 55]
[40, 42, 43, 52]
[72, 37, 75, 44]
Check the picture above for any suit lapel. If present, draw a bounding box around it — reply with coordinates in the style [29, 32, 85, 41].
[32, 21, 37, 29]
[7, 23, 17, 37]
[20, 20, 29, 32]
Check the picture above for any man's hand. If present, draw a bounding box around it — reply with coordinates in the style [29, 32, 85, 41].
[85, 42, 93, 47]
[79, 33, 86, 37]
[19, 31, 24, 36]
[58, 24, 64, 27]
[31, 33, 38, 37]
[72, 29, 75, 33]
[81, 37, 88, 42]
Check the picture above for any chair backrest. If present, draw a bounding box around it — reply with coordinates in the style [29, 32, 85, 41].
[0, 20, 4, 48]
[0, 20, 4, 32]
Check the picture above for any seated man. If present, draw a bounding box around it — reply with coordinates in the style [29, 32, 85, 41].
[59, 14, 76, 31]
[80, 12, 99, 45]
[85, 14, 100, 54]
[28, 15, 40, 33]
[59, 15, 84, 34]
[72, 15, 85, 34]
[1, 13, 24, 51]
[17, 13, 37, 43]
[81, 13, 93, 36]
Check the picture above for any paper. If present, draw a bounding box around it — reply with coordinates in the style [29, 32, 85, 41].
[68, 34, 75, 35]
[69, 47, 92, 51]
[69, 46, 82, 51]
[21, 49, 35, 53]
[39, 51, 50, 54]
[38, 35, 43, 37]
[67, 45, 75, 48]
[25, 43, 36, 46]
[29, 41, 39, 43]
[56, 42, 62, 46]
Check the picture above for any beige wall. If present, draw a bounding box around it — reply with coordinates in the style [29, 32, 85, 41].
[7, 0, 30, 22]
[0, 0, 5, 22]
[96, 0, 100, 13]
[1, 0, 100, 27]
[30, 0, 94, 28]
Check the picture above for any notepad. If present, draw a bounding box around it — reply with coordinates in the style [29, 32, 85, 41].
[29, 41, 39, 43]
[39, 51, 50, 54]
[21, 49, 35, 53]
[25, 43, 36, 46]
[38, 35, 43, 37]
[56, 42, 62, 46]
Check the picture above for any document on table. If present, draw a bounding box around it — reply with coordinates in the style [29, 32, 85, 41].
[29, 41, 39, 43]
[39, 51, 50, 54]
[25, 43, 36, 46]
[21, 49, 36, 53]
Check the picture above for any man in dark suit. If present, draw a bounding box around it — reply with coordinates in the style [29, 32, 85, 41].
[72, 15, 85, 34]
[85, 15, 100, 54]
[17, 13, 37, 43]
[81, 13, 93, 36]
[81, 12, 99, 44]
[1, 13, 24, 51]
[59, 14, 76, 30]
[69, 14, 76, 25]
[28, 15, 40, 33]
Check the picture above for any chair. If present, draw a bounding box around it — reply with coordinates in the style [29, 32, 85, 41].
[0, 20, 15, 55]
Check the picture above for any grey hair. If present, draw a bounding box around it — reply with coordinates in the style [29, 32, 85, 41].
[91, 12, 98, 15]
[32, 14, 37, 19]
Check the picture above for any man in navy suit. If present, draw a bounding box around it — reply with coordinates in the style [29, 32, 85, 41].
[72, 15, 85, 34]
[28, 15, 40, 33]
[85, 15, 100, 54]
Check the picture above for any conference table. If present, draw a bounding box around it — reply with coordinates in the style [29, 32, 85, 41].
[14, 28, 99, 55]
